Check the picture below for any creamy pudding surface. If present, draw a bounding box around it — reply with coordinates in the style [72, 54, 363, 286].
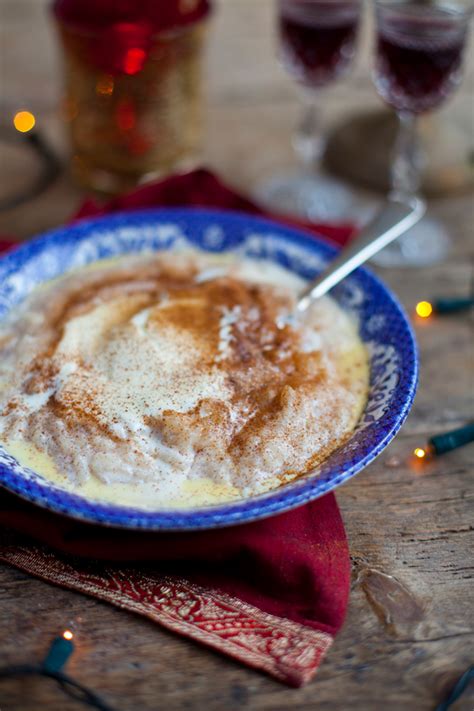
[0, 251, 369, 508]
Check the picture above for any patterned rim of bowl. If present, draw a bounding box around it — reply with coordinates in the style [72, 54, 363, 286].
[0, 208, 418, 529]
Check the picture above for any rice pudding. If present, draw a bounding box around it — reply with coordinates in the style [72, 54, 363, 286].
[0, 251, 369, 508]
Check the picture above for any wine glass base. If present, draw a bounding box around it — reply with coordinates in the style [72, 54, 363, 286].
[370, 216, 450, 267]
[256, 172, 359, 223]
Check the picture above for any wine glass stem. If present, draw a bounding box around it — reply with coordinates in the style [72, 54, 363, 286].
[292, 97, 324, 171]
[390, 111, 421, 204]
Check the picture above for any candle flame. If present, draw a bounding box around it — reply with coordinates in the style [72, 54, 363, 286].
[13, 110, 36, 133]
[96, 75, 114, 97]
[123, 48, 146, 75]
[63, 630, 74, 640]
[416, 301, 433, 319]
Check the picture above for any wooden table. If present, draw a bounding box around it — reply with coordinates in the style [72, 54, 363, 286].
[1, 2, 473, 709]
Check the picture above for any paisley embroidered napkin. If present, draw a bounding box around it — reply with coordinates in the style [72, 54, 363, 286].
[0, 168, 353, 686]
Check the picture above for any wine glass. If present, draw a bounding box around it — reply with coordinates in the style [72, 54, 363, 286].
[372, 0, 472, 267]
[257, 0, 362, 222]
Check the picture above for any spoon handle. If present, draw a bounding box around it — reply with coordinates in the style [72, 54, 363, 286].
[296, 197, 426, 313]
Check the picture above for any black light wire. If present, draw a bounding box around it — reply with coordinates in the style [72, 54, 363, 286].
[0, 663, 118, 710]
[0, 125, 61, 212]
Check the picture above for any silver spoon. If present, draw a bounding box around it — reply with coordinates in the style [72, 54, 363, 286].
[296, 196, 426, 313]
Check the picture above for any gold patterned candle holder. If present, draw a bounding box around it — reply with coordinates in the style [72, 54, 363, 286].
[55, 20, 208, 194]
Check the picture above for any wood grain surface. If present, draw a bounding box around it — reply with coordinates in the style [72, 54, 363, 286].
[0, 1, 473, 709]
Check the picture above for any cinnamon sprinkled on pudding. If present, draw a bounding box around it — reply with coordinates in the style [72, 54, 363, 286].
[0, 252, 369, 508]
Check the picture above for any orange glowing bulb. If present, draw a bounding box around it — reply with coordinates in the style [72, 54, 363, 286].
[63, 630, 74, 641]
[413, 447, 426, 459]
[13, 110, 36, 133]
[416, 301, 433, 319]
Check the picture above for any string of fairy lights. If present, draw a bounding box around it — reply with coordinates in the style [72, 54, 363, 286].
[412, 297, 474, 462]
[0, 630, 118, 710]
[0, 616, 471, 708]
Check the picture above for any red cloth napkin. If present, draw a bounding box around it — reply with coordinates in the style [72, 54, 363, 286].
[0, 169, 352, 686]
[75, 167, 354, 246]
[0, 240, 14, 254]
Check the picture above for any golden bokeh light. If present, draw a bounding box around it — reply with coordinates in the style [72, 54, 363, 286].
[413, 447, 426, 459]
[13, 110, 36, 133]
[416, 301, 433, 319]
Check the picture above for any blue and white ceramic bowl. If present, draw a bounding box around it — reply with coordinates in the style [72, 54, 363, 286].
[0, 209, 417, 529]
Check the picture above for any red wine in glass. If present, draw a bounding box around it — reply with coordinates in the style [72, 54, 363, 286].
[371, 1, 471, 268]
[257, 0, 361, 223]
[279, 0, 360, 88]
[375, 6, 468, 114]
